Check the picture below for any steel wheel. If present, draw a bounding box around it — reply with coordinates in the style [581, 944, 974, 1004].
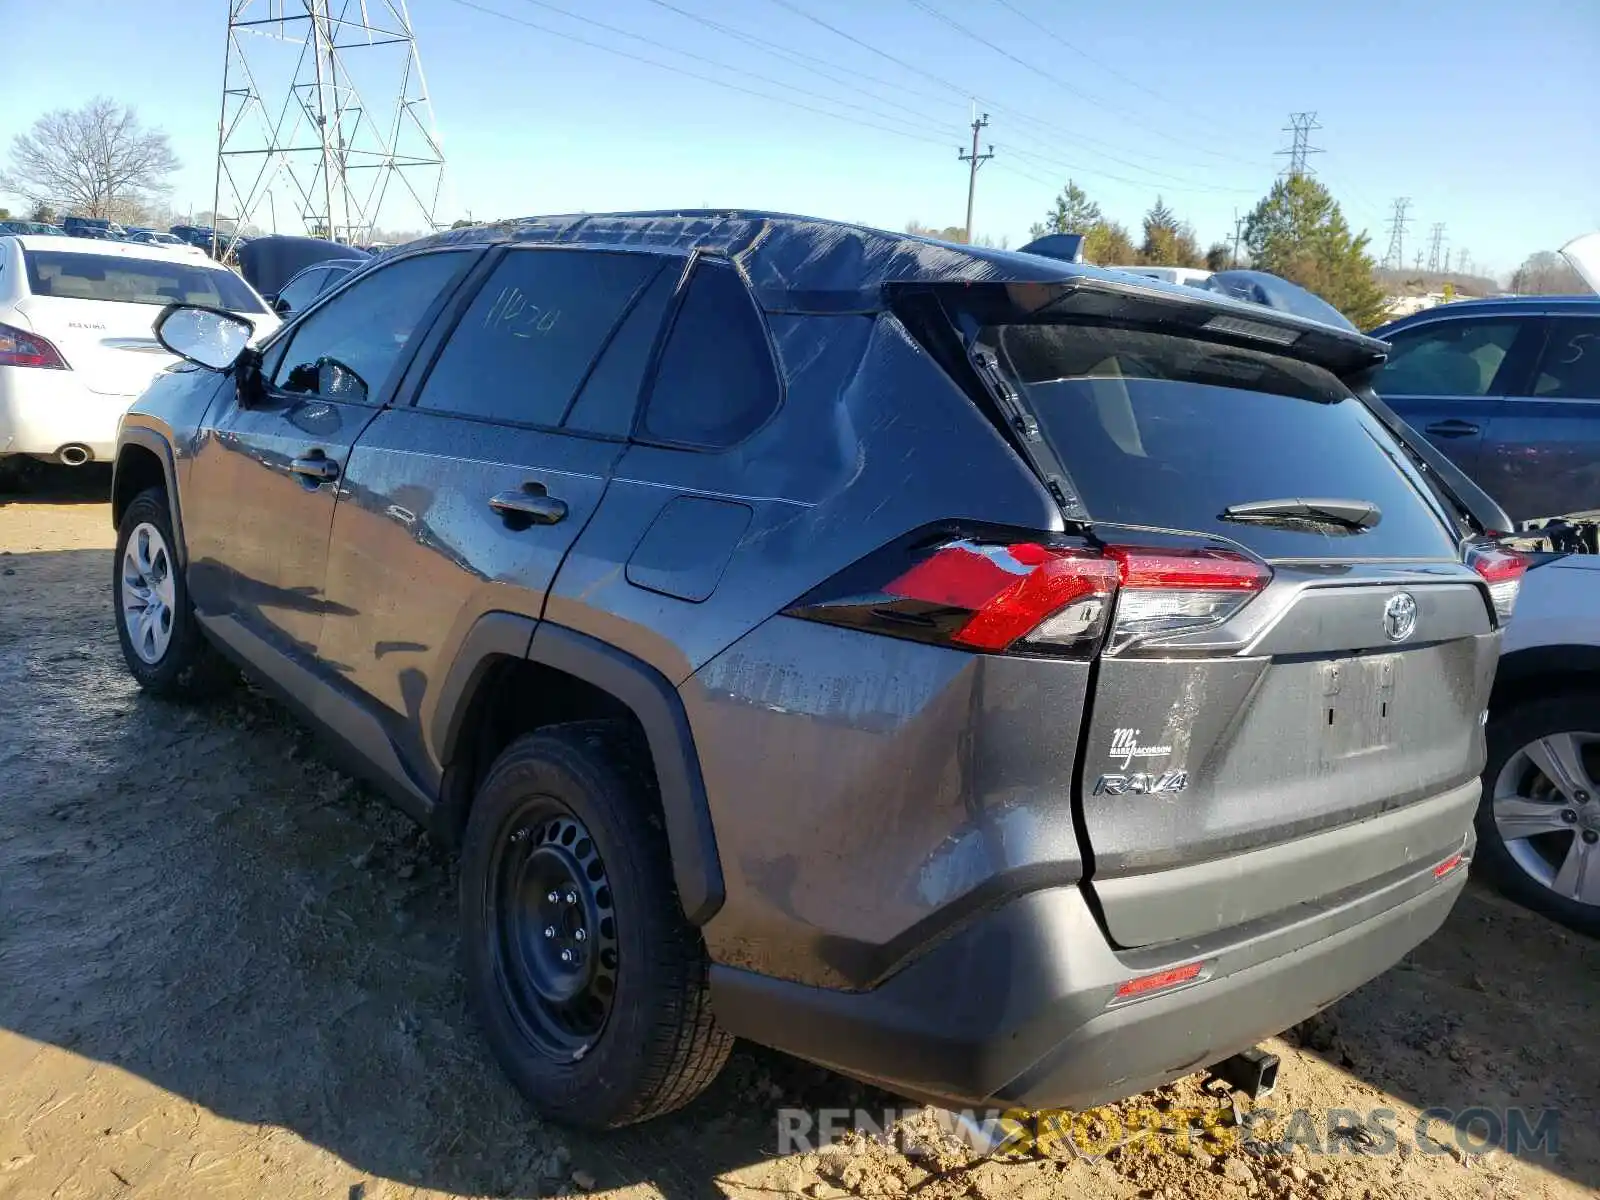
[121, 521, 177, 665]
[1492, 731, 1600, 909]
[486, 800, 620, 1059]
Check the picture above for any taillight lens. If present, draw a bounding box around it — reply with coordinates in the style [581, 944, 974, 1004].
[0, 321, 68, 369]
[787, 536, 1271, 655]
[1467, 543, 1526, 624]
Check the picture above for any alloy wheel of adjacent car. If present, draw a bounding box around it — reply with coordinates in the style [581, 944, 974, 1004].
[1480, 696, 1600, 936]
[1493, 733, 1600, 903]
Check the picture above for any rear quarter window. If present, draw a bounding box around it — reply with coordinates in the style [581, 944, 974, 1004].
[992, 323, 1459, 560]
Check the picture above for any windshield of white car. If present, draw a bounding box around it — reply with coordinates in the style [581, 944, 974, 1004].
[22, 249, 267, 314]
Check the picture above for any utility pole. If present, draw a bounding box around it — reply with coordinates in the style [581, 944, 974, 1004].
[1276, 112, 1323, 178]
[1230, 208, 1244, 268]
[1414, 251, 1425, 273]
[1427, 223, 1446, 274]
[1444, 248, 1452, 273]
[1457, 248, 1472, 277]
[1381, 197, 1411, 270]
[958, 108, 993, 245]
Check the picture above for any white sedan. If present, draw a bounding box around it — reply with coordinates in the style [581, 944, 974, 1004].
[0, 234, 277, 468]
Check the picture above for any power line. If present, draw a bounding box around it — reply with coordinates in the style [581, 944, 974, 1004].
[1381, 197, 1411, 270]
[441, 0, 957, 150]
[761, 0, 1264, 190]
[901, 0, 1263, 168]
[1277, 112, 1323, 178]
[636, 0, 963, 128]
[508, 0, 965, 142]
[985, 0, 1254, 149]
[959, 109, 994, 242]
[995, 141, 1259, 197]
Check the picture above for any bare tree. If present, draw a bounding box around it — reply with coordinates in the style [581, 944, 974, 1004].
[1, 98, 179, 219]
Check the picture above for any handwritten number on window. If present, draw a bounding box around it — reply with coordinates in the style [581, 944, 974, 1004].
[482, 285, 561, 339]
[1558, 333, 1595, 366]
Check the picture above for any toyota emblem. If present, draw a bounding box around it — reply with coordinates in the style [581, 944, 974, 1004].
[1383, 592, 1418, 642]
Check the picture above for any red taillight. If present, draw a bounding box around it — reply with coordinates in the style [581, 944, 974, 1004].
[1434, 852, 1465, 880]
[789, 536, 1271, 655]
[0, 321, 68, 369]
[1112, 960, 1205, 1002]
[1467, 543, 1525, 624]
[887, 542, 1118, 652]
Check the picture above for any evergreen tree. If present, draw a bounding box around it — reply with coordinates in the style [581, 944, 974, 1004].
[1243, 176, 1387, 328]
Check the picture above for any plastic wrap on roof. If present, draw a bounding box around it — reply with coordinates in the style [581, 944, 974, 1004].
[395, 210, 1089, 313]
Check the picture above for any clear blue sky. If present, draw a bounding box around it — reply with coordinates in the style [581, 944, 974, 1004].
[2, 0, 1595, 280]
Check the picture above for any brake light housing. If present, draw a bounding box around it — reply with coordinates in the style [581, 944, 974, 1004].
[0, 321, 68, 369]
[786, 533, 1271, 656]
[1466, 543, 1526, 625]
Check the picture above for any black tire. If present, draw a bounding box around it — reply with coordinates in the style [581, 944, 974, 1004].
[113, 487, 234, 699]
[460, 721, 732, 1127]
[1478, 693, 1600, 936]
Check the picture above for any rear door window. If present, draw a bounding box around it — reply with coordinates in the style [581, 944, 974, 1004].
[1375, 318, 1524, 397]
[415, 248, 661, 429]
[1530, 318, 1600, 399]
[990, 323, 1459, 559]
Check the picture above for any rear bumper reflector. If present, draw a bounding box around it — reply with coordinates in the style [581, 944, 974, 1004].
[1110, 960, 1205, 1004]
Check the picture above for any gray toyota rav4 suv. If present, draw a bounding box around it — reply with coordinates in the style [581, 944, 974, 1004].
[111, 212, 1521, 1129]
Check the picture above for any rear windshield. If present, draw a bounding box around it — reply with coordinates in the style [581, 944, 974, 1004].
[22, 249, 267, 314]
[990, 323, 1458, 559]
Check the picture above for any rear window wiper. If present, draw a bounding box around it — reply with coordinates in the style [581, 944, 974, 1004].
[1221, 497, 1382, 530]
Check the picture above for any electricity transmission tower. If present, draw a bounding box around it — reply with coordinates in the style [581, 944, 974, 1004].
[958, 109, 993, 244]
[1276, 112, 1323, 178]
[1427, 223, 1446, 274]
[1381, 197, 1411, 270]
[212, 1, 448, 253]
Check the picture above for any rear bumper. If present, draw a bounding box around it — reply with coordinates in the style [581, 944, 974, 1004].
[0, 367, 133, 461]
[710, 840, 1471, 1112]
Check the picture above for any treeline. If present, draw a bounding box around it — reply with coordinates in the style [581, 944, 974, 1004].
[1026, 176, 1390, 329]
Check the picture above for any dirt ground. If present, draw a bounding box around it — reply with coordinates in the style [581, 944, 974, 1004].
[1, 467, 1596, 1200]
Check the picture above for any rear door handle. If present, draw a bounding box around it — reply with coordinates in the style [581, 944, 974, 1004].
[1424, 419, 1480, 438]
[489, 488, 568, 525]
[289, 454, 340, 481]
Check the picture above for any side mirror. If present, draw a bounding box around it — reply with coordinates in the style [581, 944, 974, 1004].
[154, 304, 254, 371]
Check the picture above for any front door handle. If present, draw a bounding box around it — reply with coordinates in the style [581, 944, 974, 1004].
[1424, 419, 1480, 438]
[489, 488, 568, 525]
[289, 453, 340, 481]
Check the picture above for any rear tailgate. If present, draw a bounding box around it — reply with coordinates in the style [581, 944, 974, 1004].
[987, 319, 1498, 947]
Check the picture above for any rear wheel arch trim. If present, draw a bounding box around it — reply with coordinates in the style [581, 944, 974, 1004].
[434, 616, 725, 926]
[113, 432, 185, 567]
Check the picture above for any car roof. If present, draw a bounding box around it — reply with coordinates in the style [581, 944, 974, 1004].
[1376, 294, 1600, 335]
[399, 209, 1387, 360]
[5, 233, 230, 263]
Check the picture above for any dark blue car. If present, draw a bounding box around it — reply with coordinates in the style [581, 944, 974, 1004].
[1374, 296, 1600, 524]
